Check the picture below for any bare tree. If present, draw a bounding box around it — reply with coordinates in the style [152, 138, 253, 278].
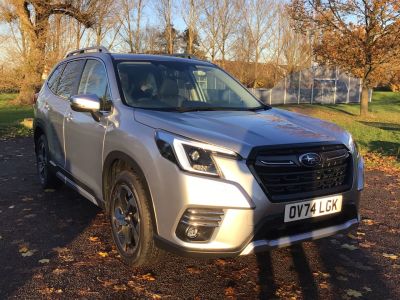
[119, 0, 146, 53]
[242, 0, 276, 87]
[92, 0, 121, 48]
[199, 0, 220, 61]
[154, 0, 175, 54]
[141, 24, 163, 53]
[0, 0, 95, 103]
[181, 0, 201, 54]
[215, 0, 239, 66]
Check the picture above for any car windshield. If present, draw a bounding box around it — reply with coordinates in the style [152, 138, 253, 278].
[116, 60, 266, 111]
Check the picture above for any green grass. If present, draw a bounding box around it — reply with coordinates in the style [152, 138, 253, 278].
[283, 92, 400, 168]
[0, 93, 33, 138]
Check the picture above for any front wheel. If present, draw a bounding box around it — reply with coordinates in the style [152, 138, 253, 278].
[109, 170, 163, 267]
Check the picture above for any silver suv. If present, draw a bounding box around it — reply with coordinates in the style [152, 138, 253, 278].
[34, 47, 364, 267]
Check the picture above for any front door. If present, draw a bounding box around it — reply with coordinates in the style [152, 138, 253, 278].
[64, 59, 111, 196]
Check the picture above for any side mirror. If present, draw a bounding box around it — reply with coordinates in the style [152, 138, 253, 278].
[70, 94, 101, 112]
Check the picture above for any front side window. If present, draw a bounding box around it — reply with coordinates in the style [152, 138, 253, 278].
[116, 61, 263, 111]
[57, 60, 85, 99]
[78, 59, 110, 100]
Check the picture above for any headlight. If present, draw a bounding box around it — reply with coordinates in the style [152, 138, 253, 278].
[155, 131, 239, 177]
[348, 133, 358, 153]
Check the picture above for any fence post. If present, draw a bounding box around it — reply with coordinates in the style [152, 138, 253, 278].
[269, 89, 272, 105]
[284, 76, 287, 104]
[347, 74, 350, 103]
[333, 67, 337, 104]
[297, 70, 301, 104]
[311, 78, 314, 104]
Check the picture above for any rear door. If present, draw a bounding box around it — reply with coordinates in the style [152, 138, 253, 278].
[64, 59, 110, 196]
[49, 59, 85, 167]
[42, 63, 66, 166]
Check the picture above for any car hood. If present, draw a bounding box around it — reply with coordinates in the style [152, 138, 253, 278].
[134, 108, 352, 158]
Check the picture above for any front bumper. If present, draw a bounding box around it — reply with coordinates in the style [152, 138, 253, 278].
[155, 214, 360, 258]
[240, 216, 359, 255]
[150, 149, 362, 257]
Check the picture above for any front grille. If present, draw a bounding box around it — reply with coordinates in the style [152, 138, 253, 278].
[248, 144, 353, 202]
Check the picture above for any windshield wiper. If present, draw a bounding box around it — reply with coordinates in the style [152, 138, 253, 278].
[174, 105, 272, 113]
[139, 104, 271, 113]
[174, 107, 231, 112]
[247, 104, 271, 111]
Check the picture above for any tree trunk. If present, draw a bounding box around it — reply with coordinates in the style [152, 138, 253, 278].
[253, 49, 259, 88]
[188, 28, 193, 54]
[360, 85, 369, 116]
[17, 13, 49, 104]
[134, 0, 143, 53]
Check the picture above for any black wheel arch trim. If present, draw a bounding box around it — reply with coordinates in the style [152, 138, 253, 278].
[102, 151, 158, 234]
[33, 119, 47, 147]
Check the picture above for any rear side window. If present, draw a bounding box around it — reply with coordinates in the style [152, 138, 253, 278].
[78, 60, 110, 100]
[57, 60, 85, 99]
[47, 63, 65, 93]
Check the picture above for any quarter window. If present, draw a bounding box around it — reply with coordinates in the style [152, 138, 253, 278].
[57, 60, 85, 99]
[47, 63, 65, 94]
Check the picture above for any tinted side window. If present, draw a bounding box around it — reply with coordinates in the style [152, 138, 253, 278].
[57, 60, 85, 98]
[47, 63, 65, 93]
[78, 60, 110, 100]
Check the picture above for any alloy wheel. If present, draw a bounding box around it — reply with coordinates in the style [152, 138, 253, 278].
[111, 184, 141, 254]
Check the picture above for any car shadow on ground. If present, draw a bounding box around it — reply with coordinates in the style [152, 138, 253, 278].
[0, 137, 101, 298]
[254, 238, 396, 299]
[367, 140, 400, 159]
[359, 121, 400, 132]
[0, 184, 100, 298]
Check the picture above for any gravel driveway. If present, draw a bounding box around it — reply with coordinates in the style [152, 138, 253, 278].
[0, 137, 399, 299]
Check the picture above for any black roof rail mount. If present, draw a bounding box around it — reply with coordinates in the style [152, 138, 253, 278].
[169, 53, 199, 59]
[65, 46, 109, 58]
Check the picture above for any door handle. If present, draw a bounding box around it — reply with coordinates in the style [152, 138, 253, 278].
[66, 112, 73, 122]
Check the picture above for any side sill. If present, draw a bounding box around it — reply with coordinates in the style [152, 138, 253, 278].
[56, 171, 98, 206]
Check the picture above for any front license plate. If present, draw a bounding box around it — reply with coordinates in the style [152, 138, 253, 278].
[284, 195, 343, 223]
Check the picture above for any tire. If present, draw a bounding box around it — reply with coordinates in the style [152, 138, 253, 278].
[35, 134, 61, 189]
[109, 170, 163, 267]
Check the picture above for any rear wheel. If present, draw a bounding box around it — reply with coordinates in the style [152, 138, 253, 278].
[35, 134, 60, 189]
[109, 170, 163, 267]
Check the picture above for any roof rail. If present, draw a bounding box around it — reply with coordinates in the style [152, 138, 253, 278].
[169, 53, 199, 60]
[65, 46, 109, 58]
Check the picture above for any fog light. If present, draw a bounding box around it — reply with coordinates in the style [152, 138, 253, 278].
[176, 208, 224, 242]
[185, 226, 199, 239]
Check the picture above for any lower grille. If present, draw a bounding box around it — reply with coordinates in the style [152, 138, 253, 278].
[254, 204, 358, 241]
[248, 144, 353, 202]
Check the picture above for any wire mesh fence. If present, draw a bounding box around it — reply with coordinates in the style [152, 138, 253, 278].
[251, 67, 372, 105]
